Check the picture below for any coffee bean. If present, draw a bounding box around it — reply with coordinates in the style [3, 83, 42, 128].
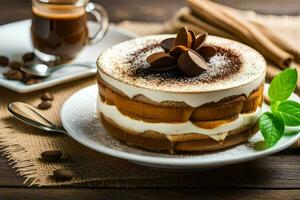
[0, 55, 9, 66]
[41, 92, 54, 101]
[26, 78, 41, 85]
[52, 168, 74, 181]
[37, 100, 52, 110]
[4, 69, 23, 80]
[41, 150, 62, 162]
[10, 61, 23, 69]
[21, 71, 33, 82]
[22, 52, 35, 63]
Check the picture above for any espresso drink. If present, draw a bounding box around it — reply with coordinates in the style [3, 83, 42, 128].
[31, 5, 88, 61]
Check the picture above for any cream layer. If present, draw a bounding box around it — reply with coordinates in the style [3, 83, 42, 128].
[99, 71, 265, 108]
[97, 97, 261, 141]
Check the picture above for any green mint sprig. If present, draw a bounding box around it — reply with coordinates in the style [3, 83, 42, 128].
[259, 68, 300, 147]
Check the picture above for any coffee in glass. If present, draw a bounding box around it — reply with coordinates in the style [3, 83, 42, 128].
[31, 0, 108, 63]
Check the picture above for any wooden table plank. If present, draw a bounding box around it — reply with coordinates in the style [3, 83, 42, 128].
[1, 0, 300, 26]
[0, 0, 185, 25]
[1, 150, 300, 188]
[0, 158, 23, 186]
[1, 188, 300, 200]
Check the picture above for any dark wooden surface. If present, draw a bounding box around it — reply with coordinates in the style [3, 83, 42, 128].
[1, 0, 300, 199]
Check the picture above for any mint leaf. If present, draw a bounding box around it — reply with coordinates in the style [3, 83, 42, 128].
[271, 100, 281, 113]
[268, 68, 297, 102]
[259, 112, 285, 147]
[277, 100, 300, 126]
[285, 130, 300, 136]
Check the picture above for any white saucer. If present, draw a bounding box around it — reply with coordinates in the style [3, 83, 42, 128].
[61, 84, 300, 170]
[0, 20, 136, 93]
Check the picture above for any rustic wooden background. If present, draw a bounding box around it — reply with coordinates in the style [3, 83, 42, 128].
[1, 0, 300, 199]
[1, 0, 300, 25]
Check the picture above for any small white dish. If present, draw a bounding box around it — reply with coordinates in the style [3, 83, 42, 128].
[0, 20, 136, 93]
[61, 84, 300, 170]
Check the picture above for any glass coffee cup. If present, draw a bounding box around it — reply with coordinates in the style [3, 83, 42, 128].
[31, 0, 108, 64]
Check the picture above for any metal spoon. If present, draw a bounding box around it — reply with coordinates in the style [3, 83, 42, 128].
[20, 62, 96, 78]
[8, 102, 67, 134]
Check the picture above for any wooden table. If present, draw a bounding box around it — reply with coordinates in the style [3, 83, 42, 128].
[1, 0, 300, 199]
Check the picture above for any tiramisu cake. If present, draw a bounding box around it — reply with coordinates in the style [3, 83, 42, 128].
[97, 27, 266, 153]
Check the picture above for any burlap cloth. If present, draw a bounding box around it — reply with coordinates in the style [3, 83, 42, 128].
[1, 10, 300, 187]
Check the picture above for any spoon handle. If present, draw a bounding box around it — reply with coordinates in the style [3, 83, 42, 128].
[8, 102, 67, 134]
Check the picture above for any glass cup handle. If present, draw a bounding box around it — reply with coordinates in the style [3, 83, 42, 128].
[85, 2, 109, 44]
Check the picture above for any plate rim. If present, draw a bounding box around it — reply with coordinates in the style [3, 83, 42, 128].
[61, 84, 300, 168]
[0, 19, 137, 93]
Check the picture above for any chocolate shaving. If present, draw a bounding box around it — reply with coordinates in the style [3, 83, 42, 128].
[193, 33, 207, 51]
[175, 27, 193, 48]
[160, 38, 175, 53]
[146, 27, 217, 77]
[178, 50, 208, 77]
[188, 30, 196, 49]
[169, 45, 188, 58]
[146, 52, 177, 71]
[197, 45, 217, 61]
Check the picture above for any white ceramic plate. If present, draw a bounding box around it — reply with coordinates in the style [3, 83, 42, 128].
[0, 20, 136, 93]
[61, 84, 300, 170]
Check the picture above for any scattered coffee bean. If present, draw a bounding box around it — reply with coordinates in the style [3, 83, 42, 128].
[52, 168, 74, 181]
[26, 78, 41, 85]
[10, 61, 23, 69]
[41, 92, 54, 101]
[0, 55, 9, 67]
[41, 150, 62, 162]
[264, 95, 271, 105]
[23, 71, 33, 78]
[22, 71, 33, 82]
[0, 55, 43, 85]
[22, 52, 35, 63]
[4, 69, 23, 80]
[37, 100, 52, 110]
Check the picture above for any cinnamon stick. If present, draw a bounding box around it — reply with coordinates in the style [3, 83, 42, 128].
[187, 0, 251, 43]
[201, 2, 300, 65]
[172, 7, 237, 40]
[253, 22, 300, 63]
[210, 0, 293, 69]
[266, 64, 281, 82]
[187, 0, 294, 69]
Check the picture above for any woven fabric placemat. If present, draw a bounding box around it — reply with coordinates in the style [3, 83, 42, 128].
[0, 10, 299, 187]
[0, 77, 193, 187]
